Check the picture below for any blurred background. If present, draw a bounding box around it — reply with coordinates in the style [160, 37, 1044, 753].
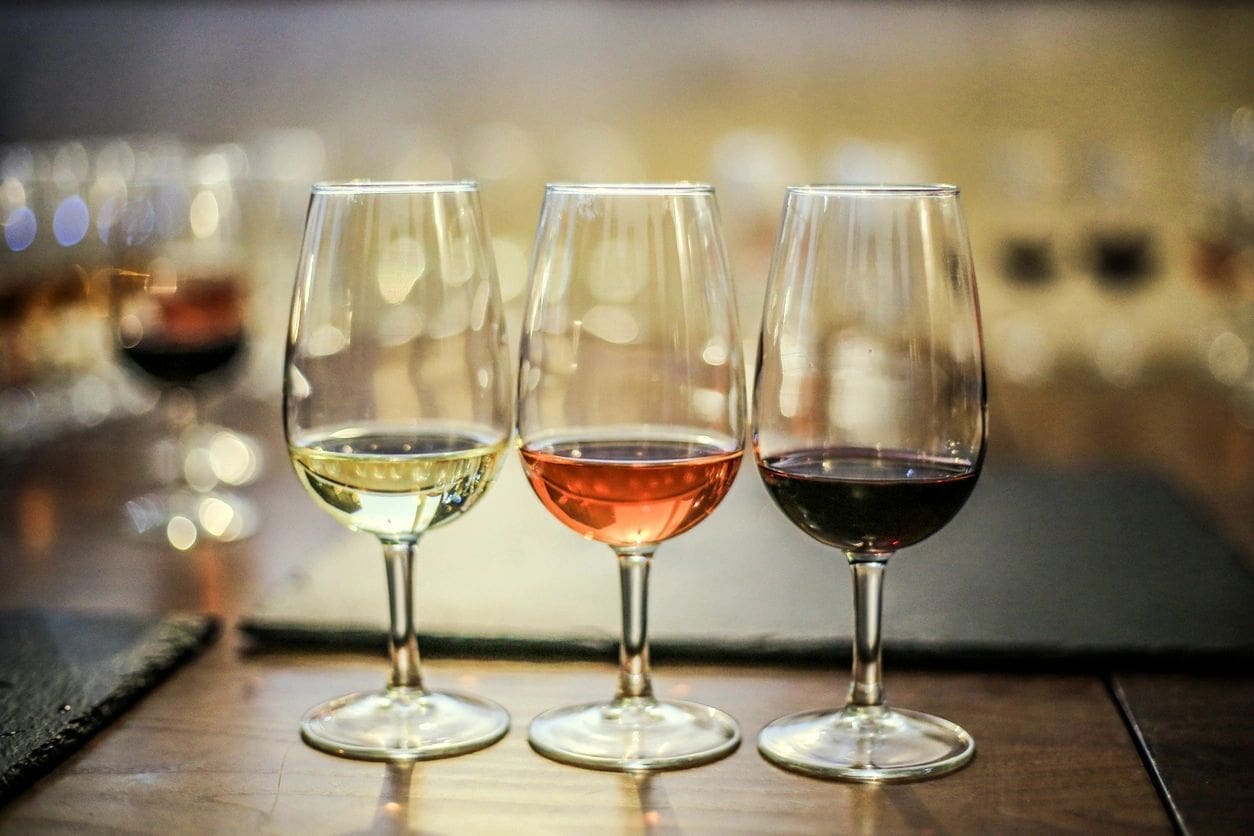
[1, 1, 1252, 557]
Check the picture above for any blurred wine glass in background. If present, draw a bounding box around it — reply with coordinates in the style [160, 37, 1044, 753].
[106, 145, 262, 549]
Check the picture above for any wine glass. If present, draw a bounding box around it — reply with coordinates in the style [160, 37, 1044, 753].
[284, 181, 511, 761]
[753, 184, 987, 782]
[517, 183, 746, 771]
[109, 172, 259, 547]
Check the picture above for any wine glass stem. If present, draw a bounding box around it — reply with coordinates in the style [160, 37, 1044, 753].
[846, 556, 888, 707]
[382, 540, 426, 692]
[614, 548, 655, 701]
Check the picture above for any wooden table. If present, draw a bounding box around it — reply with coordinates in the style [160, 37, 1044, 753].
[0, 382, 1249, 834]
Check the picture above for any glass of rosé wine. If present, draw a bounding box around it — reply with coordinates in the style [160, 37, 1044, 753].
[517, 183, 746, 771]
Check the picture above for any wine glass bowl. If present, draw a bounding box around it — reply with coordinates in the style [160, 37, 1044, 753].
[108, 175, 259, 546]
[113, 269, 246, 390]
[283, 181, 511, 761]
[753, 184, 986, 782]
[517, 183, 746, 771]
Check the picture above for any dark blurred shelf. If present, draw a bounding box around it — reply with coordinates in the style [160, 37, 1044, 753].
[990, 366, 1254, 569]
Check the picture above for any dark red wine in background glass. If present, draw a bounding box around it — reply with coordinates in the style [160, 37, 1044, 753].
[117, 275, 246, 388]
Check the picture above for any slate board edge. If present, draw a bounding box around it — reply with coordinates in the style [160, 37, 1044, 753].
[237, 619, 1254, 673]
[0, 613, 220, 808]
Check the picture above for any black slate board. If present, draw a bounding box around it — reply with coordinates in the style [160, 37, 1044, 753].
[1112, 673, 1254, 835]
[241, 458, 1254, 670]
[0, 609, 219, 806]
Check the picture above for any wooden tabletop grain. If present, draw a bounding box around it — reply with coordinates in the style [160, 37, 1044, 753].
[0, 373, 1250, 834]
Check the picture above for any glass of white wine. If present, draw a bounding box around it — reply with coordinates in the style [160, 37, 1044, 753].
[283, 182, 512, 761]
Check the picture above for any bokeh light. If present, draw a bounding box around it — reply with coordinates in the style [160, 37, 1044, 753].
[53, 195, 89, 246]
[4, 205, 37, 251]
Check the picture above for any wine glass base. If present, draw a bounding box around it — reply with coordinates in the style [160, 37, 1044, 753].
[124, 488, 259, 547]
[528, 697, 740, 772]
[758, 705, 974, 783]
[300, 688, 510, 762]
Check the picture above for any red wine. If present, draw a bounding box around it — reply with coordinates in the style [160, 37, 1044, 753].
[758, 447, 979, 554]
[521, 437, 741, 548]
[117, 276, 246, 387]
[122, 338, 243, 386]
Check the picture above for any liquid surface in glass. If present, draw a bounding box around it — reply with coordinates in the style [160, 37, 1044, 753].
[290, 427, 505, 541]
[521, 435, 741, 548]
[758, 447, 979, 554]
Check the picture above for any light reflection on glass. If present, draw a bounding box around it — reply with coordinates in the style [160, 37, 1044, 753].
[426, 294, 471, 339]
[690, 387, 726, 422]
[376, 236, 424, 304]
[491, 236, 528, 302]
[587, 241, 646, 303]
[439, 236, 475, 288]
[701, 337, 729, 367]
[581, 304, 639, 344]
[307, 324, 348, 357]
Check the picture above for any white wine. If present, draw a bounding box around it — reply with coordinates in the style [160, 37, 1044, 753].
[289, 427, 506, 541]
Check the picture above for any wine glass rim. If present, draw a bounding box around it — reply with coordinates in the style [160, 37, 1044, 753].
[545, 182, 714, 196]
[788, 183, 959, 197]
[312, 180, 479, 194]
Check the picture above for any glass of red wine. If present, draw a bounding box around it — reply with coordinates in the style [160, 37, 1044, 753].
[753, 185, 987, 782]
[109, 176, 257, 546]
[517, 183, 746, 771]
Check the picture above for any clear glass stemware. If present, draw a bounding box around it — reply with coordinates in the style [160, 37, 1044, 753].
[517, 183, 747, 771]
[753, 184, 987, 782]
[109, 170, 259, 547]
[283, 181, 512, 761]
